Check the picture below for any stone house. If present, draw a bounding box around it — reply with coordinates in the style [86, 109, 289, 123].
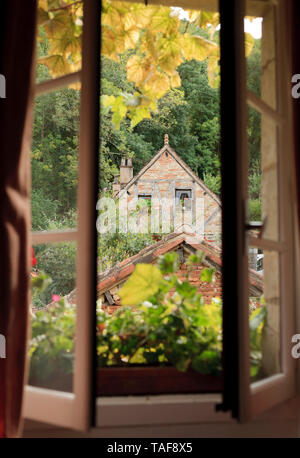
[112, 135, 222, 242]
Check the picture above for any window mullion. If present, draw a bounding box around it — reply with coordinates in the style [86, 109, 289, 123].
[35, 70, 81, 96]
[247, 90, 286, 125]
[31, 229, 78, 245]
[72, 0, 100, 431]
[248, 237, 287, 252]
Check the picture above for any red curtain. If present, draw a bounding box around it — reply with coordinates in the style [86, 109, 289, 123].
[0, 0, 37, 438]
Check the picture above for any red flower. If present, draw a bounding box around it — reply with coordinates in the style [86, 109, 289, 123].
[51, 294, 60, 302]
[31, 247, 37, 267]
[98, 323, 105, 333]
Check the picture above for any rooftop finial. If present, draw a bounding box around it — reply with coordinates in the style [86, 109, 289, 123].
[164, 133, 169, 145]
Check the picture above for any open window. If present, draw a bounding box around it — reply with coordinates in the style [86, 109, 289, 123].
[23, 0, 100, 430]
[23, 0, 298, 432]
[219, 0, 297, 420]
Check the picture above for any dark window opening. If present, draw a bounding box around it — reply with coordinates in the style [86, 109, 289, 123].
[175, 189, 192, 210]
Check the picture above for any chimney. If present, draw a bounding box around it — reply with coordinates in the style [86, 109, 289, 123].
[112, 174, 120, 196]
[120, 156, 133, 187]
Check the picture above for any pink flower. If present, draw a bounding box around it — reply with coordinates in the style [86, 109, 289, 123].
[52, 294, 60, 302]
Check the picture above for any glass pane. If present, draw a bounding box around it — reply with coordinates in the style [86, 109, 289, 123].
[245, 4, 280, 240]
[96, 1, 224, 396]
[246, 19, 261, 98]
[31, 86, 80, 231]
[29, 242, 77, 392]
[36, 0, 82, 83]
[245, 2, 277, 110]
[249, 248, 281, 382]
[247, 104, 279, 241]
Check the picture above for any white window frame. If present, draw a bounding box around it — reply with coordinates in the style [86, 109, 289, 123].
[23, 0, 299, 431]
[23, 0, 99, 431]
[247, 0, 297, 417]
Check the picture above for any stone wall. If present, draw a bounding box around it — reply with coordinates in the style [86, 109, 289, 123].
[123, 149, 221, 240]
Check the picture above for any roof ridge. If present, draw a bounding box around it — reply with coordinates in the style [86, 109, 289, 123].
[117, 143, 221, 206]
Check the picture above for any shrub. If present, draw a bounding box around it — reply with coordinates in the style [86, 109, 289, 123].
[98, 231, 155, 273]
[249, 171, 261, 200]
[33, 242, 76, 307]
[31, 189, 60, 231]
[29, 299, 75, 380]
[249, 198, 262, 221]
[203, 172, 221, 196]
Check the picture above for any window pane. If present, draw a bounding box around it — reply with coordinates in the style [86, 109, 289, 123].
[96, 1, 224, 396]
[247, 104, 279, 242]
[245, 4, 277, 111]
[249, 248, 281, 381]
[245, 6, 280, 242]
[29, 242, 77, 392]
[31, 86, 80, 231]
[36, 0, 82, 84]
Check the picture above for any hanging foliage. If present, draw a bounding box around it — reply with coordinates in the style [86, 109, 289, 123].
[37, 0, 254, 127]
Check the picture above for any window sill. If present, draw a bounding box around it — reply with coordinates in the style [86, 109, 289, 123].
[95, 393, 233, 428]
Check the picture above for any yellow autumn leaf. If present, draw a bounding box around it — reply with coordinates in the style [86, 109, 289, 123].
[129, 105, 151, 128]
[38, 0, 48, 9]
[43, 10, 72, 38]
[127, 55, 151, 85]
[124, 28, 140, 49]
[38, 54, 72, 77]
[157, 36, 183, 72]
[151, 7, 179, 34]
[68, 82, 81, 90]
[102, 3, 124, 30]
[181, 34, 217, 62]
[169, 71, 181, 88]
[108, 95, 128, 129]
[119, 264, 162, 306]
[245, 32, 255, 57]
[37, 7, 49, 25]
[49, 33, 81, 58]
[161, 302, 176, 317]
[207, 52, 220, 89]
[101, 94, 115, 108]
[188, 10, 219, 30]
[144, 71, 170, 97]
[128, 4, 159, 29]
[101, 26, 117, 59]
[112, 96, 127, 117]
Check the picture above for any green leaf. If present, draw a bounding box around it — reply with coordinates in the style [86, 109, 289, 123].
[119, 264, 162, 306]
[250, 306, 266, 332]
[191, 350, 221, 375]
[101, 94, 115, 108]
[187, 250, 206, 265]
[130, 106, 151, 128]
[31, 271, 52, 292]
[111, 96, 128, 129]
[158, 252, 179, 274]
[200, 268, 215, 283]
[176, 281, 197, 298]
